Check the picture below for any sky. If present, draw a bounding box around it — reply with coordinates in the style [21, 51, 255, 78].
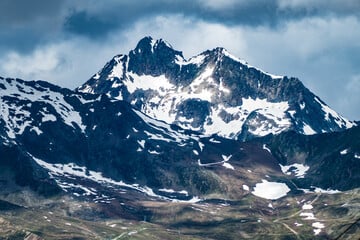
[0, 0, 359, 120]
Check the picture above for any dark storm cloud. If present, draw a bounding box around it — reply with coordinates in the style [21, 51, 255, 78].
[1, 0, 359, 50]
[0, 0, 64, 25]
[62, 0, 279, 38]
[62, 0, 201, 38]
[62, 0, 360, 38]
[64, 11, 117, 38]
[0, 28, 43, 53]
[0, 0, 66, 54]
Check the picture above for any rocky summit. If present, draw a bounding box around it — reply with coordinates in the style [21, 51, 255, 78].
[78, 36, 355, 140]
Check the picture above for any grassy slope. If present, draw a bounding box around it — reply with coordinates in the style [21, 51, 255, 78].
[0, 189, 359, 240]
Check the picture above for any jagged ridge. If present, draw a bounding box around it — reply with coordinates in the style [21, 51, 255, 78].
[78, 36, 355, 140]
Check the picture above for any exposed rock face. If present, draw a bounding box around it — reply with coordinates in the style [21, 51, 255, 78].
[78, 36, 355, 140]
[261, 125, 360, 191]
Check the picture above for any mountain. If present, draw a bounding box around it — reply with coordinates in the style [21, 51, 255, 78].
[78, 36, 355, 140]
[1, 37, 359, 239]
[2, 76, 357, 198]
[1, 76, 359, 238]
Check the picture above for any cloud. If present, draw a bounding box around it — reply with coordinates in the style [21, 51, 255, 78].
[278, 0, 360, 13]
[123, 15, 247, 58]
[0, 0, 68, 54]
[64, 11, 117, 38]
[59, 0, 360, 40]
[1, 47, 63, 78]
[346, 75, 360, 93]
[61, 0, 280, 37]
[0, 14, 247, 87]
[1, 0, 359, 54]
[198, 0, 247, 10]
[60, 1, 200, 38]
[340, 74, 360, 120]
[0, 0, 65, 25]
[0, 37, 126, 88]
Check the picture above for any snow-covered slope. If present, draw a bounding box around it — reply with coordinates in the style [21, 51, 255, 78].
[78, 36, 355, 140]
[1, 76, 359, 203]
[0, 77, 87, 143]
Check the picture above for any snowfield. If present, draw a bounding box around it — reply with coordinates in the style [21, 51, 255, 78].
[251, 180, 290, 200]
[280, 163, 310, 178]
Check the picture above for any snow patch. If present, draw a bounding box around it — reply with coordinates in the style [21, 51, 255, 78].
[93, 73, 100, 80]
[302, 203, 313, 210]
[312, 222, 325, 235]
[313, 187, 341, 194]
[222, 49, 283, 79]
[252, 180, 290, 200]
[209, 138, 221, 143]
[137, 140, 145, 148]
[108, 56, 125, 79]
[222, 154, 232, 161]
[314, 97, 355, 129]
[222, 162, 234, 170]
[186, 54, 206, 66]
[126, 73, 174, 95]
[300, 102, 305, 110]
[31, 127, 43, 135]
[198, 142, 205, 152]
[42, 113, 57, 122]
[303, 123, 316, 135]
[159, 188, 189, 196]
[300, 212, 316, 220]
[340, 149, 349, 155]
[280, 163, 310, 178]
[148, 150, 160, 155]
[262, 144, 271, 153]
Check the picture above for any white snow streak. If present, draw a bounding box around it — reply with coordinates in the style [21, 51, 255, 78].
[32, 156, 201, 203]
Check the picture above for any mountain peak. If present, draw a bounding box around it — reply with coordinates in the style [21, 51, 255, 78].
[132, 36, 179, 56]
[126, 37, 184, 77]
[78, 37, 356, 139]
[201, 47, 246, 64]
